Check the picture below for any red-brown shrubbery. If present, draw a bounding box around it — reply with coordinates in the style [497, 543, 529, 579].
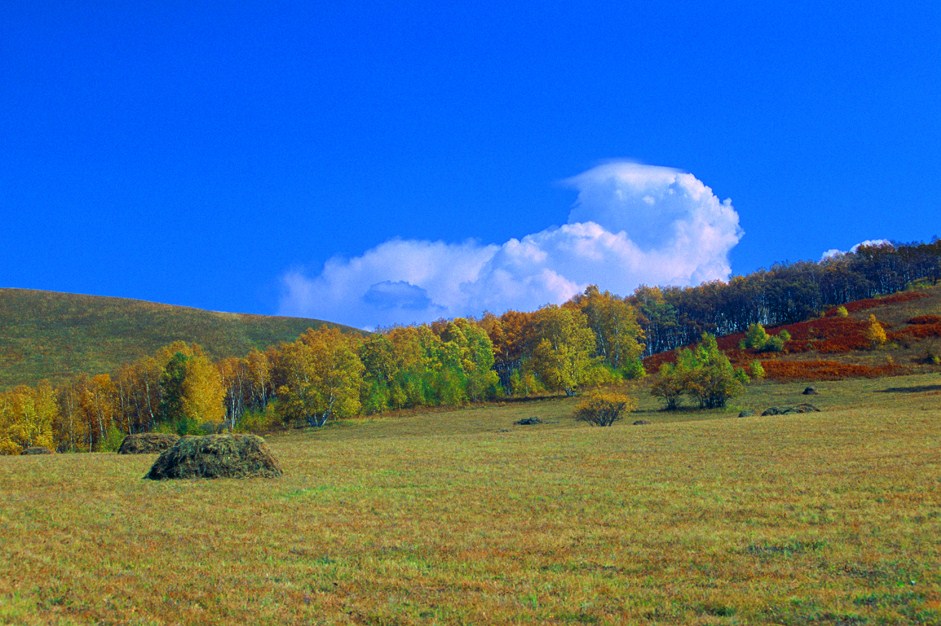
[907, 315, 941, 325]
[837, 291, 928, 314]
[889, 322, 941, 342]
[773, 317, 873, 353]
[760, 360, 897, 381]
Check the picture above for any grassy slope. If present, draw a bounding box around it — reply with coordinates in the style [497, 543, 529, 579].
[0, 288, 351, 390]
[0, 374, 938, 624]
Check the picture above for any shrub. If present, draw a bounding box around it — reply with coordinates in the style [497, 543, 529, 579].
[101, 424, 127, 452]
[650, 363, 685, 410]
[574, 391, 636, 427]
[743, 323, 772, 350]
[743, 323, 790, 353]
[234, 403, 282, 434]
[620, 358, 647, 380]
[835, 306, 849, 318]
[748, 360, 766, 380]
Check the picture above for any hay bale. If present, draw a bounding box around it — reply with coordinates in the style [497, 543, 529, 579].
[761, 404, 820, 416]
[145, 434, 282, 480]
[21, 446, 53, 455]
[118, 433, 180, 454]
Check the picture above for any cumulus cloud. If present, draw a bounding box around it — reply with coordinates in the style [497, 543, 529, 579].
[821, 239, 894, 261]
[279, 162, 743, 328]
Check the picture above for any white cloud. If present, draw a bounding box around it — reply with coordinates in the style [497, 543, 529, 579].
[279, 162, 743, 328]
[821, 239, 893, 261]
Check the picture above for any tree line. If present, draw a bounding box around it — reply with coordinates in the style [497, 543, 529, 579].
[2, 238, 938, 453]
[631, 240, 941, 355]
[0, 287, 645, 453]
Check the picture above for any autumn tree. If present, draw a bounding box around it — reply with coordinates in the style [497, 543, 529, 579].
[218, 356, 249, 430]
[358, 333, 398, 413]
[158, 344, 225, 434]
[80, 374, 118, 449]
[866, 314, 887, 348]
[572, 285, 646, 375]
[245, 348, 272, 412]
[434, 318, 500, 403]
[0, 382, 57, 454]
[276, 327, 364, 427]
[650, 362, 686, 410]
[479, 309, 532, 393]
[529, 305, 602, 396]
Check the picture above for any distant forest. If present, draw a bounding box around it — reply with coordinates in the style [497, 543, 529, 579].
[2, 239, 939, 453]
[631, 240, 941, 354]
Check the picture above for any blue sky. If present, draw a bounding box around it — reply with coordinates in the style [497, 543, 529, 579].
[2, 2, 939, 327]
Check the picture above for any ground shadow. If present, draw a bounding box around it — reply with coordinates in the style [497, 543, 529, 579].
[878, 384, 941, 393]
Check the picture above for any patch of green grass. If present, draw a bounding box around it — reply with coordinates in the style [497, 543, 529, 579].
[0, 374, 939, 623]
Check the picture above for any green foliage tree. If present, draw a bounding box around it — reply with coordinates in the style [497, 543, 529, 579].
[741, 323, 790, 353]
[358, 333, 397, 414]
[650, 362, 685, 410]
[652, 334, 746, 410]
[530, 306, 599, 396]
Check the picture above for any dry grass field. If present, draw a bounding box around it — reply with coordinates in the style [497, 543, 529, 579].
[1, 374, 939, 624]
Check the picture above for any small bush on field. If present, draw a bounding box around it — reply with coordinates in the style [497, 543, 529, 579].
[835, 305, 849, 317]
[574, 391, 636, 427]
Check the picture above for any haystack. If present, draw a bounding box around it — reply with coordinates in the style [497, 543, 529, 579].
[145, 434, 282, 480]
[761, 403, 820, 416]
[22, 446, 53, 455]
[118, 433, 180, 454]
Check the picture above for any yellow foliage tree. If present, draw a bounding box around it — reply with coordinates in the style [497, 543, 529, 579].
[277, 327, 364, 427]
[0, 382, 57, 454]
[866, 314, 887, 347]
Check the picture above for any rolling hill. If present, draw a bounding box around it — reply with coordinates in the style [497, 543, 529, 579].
[0, 288, 353, 390]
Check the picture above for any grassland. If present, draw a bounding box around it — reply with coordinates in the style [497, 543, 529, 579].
[1, 373, 938, 624]
[0, 288, 348, 391]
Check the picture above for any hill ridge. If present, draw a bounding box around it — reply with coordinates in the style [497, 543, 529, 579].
[0, 288, 350, 390]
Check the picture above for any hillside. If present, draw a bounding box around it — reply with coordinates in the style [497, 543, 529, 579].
[0, 288, 351, 390]
[645, 284, 941, 381]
